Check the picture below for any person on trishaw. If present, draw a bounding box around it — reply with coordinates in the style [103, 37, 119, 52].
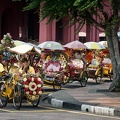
[69, 50, 87, 71]
[0, 57, 12, 83]
[65, 50, 87, 81]
[17, 58, 35, 76]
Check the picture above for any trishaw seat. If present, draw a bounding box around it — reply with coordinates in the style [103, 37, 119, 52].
[88, 65, 98, 69]
[45, 60, 62, 72]
[70, 59, 84, 69]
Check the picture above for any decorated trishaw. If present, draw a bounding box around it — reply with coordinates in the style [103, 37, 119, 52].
[100, 49, 113, 80]
[64, 50, 88, 87]
[85, 49, 103, 84]
[0, 73, 43, 110]
[42, 51, 68, 90]
[38, 41, 68, 90]
[0, 39, 43, 110]
[63, 40, 88, 87]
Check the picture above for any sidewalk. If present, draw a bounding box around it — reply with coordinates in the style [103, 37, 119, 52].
[47, 79, 120, 117]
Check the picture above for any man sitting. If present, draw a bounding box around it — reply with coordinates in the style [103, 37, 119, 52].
[0, 57, 12, 82]
[18, 58, 35, 76]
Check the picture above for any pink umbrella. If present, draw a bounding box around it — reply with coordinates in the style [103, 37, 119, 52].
[64, 40, 87, 49]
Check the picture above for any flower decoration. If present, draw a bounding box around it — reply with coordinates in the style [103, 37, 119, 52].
[1, 33, 15, 50]
[23, 75, 43, 101]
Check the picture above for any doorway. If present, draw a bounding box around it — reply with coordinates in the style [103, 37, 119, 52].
[28, 11, 39, 43]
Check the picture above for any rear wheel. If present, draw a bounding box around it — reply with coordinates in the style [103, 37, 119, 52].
[0, 82, 8, 107]
[96, 68, 103, 84]
[13, 84, 22, 110]
[53, 81, 62, 90]
[53, 77, 62, 91]
[80, 71, 88, 87]
[32, 95, 41, 107]
[109, 69, 113, 81]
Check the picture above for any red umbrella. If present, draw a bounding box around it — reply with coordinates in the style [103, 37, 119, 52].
[64, 40, 87, 49]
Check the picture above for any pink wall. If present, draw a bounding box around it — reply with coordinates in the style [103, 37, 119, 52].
[39, 17, 79, 44]
[0, 0, 118, 45]
[39, 18, 56, 43]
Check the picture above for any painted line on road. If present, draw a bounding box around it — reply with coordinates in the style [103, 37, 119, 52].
[0, 106, 119, 119]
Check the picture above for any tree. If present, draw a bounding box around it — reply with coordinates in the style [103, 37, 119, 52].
[13, 0, 120, 91]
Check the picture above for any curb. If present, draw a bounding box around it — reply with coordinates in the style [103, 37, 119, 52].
[48, 94, 120, 117]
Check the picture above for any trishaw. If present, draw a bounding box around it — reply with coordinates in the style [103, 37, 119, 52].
[87, 63, 103, 84]
[63, 42, 88, 87]
[85, 50, 103, 84]
[41, 51, 68, 90]
[64, 57, 88, 87]
[102, 58, 112, 80]
[0, 43, 43, 110]
[100, 49, 113, 81]
[0, 73, 43, 110]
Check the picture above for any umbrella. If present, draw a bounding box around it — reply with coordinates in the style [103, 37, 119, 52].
[13, 40, 26, 46]
[9, 44, 41, 55]
[64, 40, 87, 49]
[98, 41, 108, 48]
[23, 42, 40, 49]
[38, 41, 64, 50]
[84, 42, 103, 49]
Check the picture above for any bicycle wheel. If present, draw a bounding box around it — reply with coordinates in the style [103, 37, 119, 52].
[32, 95, 41, 107]
[0, 82, 8, 107]
[53, 78, 62, 91]
[80, 71, 88, 87]
[96, 68, 103, 84]
[13, 84, 22, 110]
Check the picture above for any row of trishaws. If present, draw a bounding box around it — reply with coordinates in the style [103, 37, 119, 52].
[0, 33, 112, 110]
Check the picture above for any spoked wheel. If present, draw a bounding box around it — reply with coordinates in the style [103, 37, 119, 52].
[96, 68, 103, 84]
[109, 74, 113, 81]
[80, 71, 88, 87]
[53, 77, 62, 91]
[53, 81, 62, 91]
[109, 70, 113, 81]
[32, 95, 41, 107]
[0, 82, 8, 107]
[13, 84, 22, 110]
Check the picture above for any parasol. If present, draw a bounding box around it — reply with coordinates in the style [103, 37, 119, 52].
[98, 41, 108, 49]
[64, 40, 87, 49]
[38, 41, 64, 51]
[84, 42, 104, 49]
[9, 44, 41, 55]
[13, 40, 26, 47]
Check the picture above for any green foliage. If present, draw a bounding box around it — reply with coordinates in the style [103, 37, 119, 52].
[23, 0, 41, 11]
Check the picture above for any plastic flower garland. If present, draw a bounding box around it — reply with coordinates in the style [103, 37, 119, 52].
[1, 33, 15, 50]
[23, 75, 43, 101]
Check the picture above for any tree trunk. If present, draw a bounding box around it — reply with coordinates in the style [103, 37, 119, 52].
[107, 35, 120, 92]
[109, 65, 120, 92]
[105, 20, 120, 92]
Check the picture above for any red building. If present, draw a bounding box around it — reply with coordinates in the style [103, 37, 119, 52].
[0, 0, 39, 43]
[0, 0, 117, 45]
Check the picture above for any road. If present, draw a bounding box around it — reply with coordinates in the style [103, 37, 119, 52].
[0, 79, 120, 120]
[0, 103, 119, 120]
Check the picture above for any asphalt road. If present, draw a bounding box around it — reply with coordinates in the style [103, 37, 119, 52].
[0, 103, 119, 120]
[0, 78, 119, 120]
